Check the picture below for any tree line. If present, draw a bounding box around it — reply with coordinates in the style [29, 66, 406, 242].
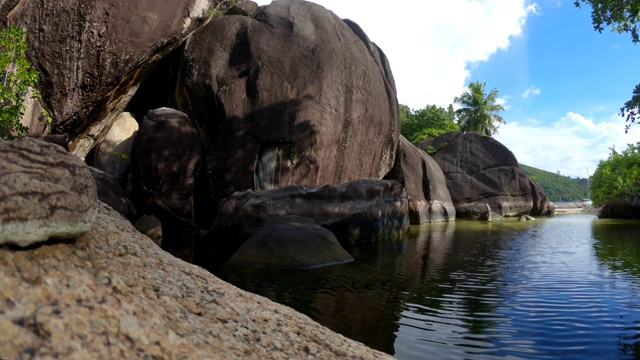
[520, 164, 589, 202]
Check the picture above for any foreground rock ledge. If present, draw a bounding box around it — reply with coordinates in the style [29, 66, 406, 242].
[0, 203, 391, 360]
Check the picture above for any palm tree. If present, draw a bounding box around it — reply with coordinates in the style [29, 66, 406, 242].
[454, 81, 506, 136]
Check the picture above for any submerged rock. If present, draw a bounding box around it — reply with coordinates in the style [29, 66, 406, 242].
[0, 203, 391, 359]
[207, 179, 409, 262]
[229, 218, 354, 269]
[0, 138, 97, 247]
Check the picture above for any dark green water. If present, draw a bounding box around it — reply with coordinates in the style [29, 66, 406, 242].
[213, 214, 640, 359]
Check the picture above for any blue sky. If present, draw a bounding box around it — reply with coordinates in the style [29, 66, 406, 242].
[254, 0, 640, 178]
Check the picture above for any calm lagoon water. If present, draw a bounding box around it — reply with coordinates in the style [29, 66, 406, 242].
[214, 214, 640, 359]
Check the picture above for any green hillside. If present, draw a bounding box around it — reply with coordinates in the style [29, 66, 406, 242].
[521, 164, 588, 202]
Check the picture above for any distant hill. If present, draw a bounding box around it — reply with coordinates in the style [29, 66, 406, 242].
[521, 164, 589, 202]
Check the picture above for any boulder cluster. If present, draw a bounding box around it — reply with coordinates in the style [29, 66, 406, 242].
[0, 0, 554, 357]
[1, 0, 555, 266]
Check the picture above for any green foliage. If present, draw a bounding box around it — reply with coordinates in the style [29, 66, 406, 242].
[400, 104, 459, 143]
[205, 0, 239, 19]
[454, 81, 506, 136]
[574, 0, 640, 43]
[0, 26, 38, 140]
[521, 164, 589, 202]
[622, 83, 640, 133]
[590, 142, 640, 206]
[575, 0, 640, 131]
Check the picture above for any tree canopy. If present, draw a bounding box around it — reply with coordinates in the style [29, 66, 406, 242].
[590, 142, 640, 206]
[400, 104, 458, 143]
[453, 81, 505, 136]
[575, 0, 640, 132]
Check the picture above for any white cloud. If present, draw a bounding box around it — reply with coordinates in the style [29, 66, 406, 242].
[523, 86, 541, 98]
[496, 96, 511, 110]
[494, 112, 640, 178]
[253, 0, 539, 109]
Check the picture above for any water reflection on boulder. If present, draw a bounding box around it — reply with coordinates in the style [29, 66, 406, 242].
[591, 219, 640, 359]
[592, 219, 640, 279]
[215, 220, 513, 355]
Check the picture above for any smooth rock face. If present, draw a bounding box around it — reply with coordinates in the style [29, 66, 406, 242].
[229, 220, 354, 269]
[176, 0, 399, 213]
[131, 108, 201, 225]
[208, 179, 409, 261]
[529, 179, 556, 216]
[4, 0, 216, 156]
[0, 138, 97, 246]
[0, 203, 391, 359]
[419, 132, 554, 218]
[385, 136, 455, 224]
[94, 112, 138, 183]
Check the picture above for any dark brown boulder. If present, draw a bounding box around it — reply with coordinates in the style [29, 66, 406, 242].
[419, 132, 554, 218]
[598, 198, 640, 219]
[4, 0, 218, 156]
[131, 108, 201, 226]
[385, 136, 455, 224]
[529, 179, 555, 216]
[175, 0, 399, 214]
[203, 179, 409, 263]
[89, 167, 137, 221]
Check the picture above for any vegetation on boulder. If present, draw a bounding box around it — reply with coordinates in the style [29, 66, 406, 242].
[521, 164, 589, 202]
[454, 81, 505, 136]
[400, 104, 459, 143]
[0, 26, 39, 140]
[590, 142, 640, 206]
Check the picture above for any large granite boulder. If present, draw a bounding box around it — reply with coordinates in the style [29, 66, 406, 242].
[206, 179, 409, 262]
[130, 108, 201, 226]
[419, 132, 554, 218]
[3, 0, 218, 156]
[175, 0, 399, 215]
[384, 136, 455, 224]
[0, 138, 97, 247]
[0, 203, 391, 359]
[229, 217, 354, 269]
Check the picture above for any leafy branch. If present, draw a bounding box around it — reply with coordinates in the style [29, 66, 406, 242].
[0, 26, 40, 140]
